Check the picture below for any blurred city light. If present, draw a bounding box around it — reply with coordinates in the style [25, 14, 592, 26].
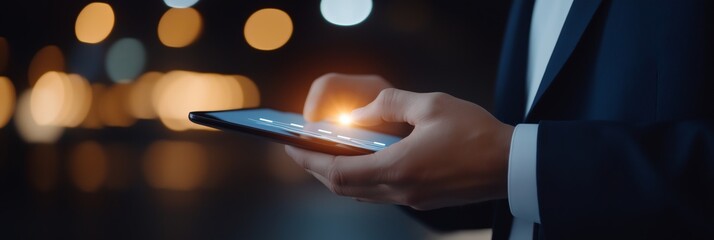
[81, 83, 106, 129]
[27, 45, 65, 86]
[163, 0, 200, 9]
[143, 140, 208, 191]
[320, 0, 373, 26]
[15, 90, 64, 143]
[106, 38, 147, 83]
[153, 71, 259, 131]
[0, 76, 15, 128]
[63, 74, 93, 127]
[244, 8, 293, 51]
[98, 83, 136, 127]
[158, 8, 202, 48]
[69, 141, 108, 192]
[31, 71, 68, 126]
[0, 37, 8, 72]
[231, 74, 261, 108]
[29, 71, 91, 127]
[128, 71, 163, 119]
[75, 2, 115, 44]
[27, 145, 60, 192]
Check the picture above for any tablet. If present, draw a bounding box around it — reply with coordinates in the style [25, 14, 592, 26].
[189, 108, 402, 155]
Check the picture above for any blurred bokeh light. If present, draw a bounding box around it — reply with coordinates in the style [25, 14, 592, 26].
[128, 71, 163, 119]
[81, 83, 106, 129]
[27, 45, 65, 86]
[244, 8, 293, 51]
[153, 71, 258, 131]
[143, 140, 208, 191]
[106, 38, 147, 83]
[98, 83, 136, 127]
[30, 71, 68, 126]
[158, 8, 202, 48]
[320, 0, 373, 26]
[69, 141, 108, 192]
[15, 90, 64, 143]
[0, 76, 15, 128]
[163, 0, 200, 8]
[75, 2, 115, 44]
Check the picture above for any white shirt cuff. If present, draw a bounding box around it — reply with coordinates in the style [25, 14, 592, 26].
[507, 123, 541, 223]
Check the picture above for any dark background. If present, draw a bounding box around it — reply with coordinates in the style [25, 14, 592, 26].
[0, 0, 512, 239]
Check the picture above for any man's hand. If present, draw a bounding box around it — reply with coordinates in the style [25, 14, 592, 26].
[303, 73, 392, 122]
[287, 74, 514, 210]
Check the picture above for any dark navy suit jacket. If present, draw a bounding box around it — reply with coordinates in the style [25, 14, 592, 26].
[405, 0, 714, 239]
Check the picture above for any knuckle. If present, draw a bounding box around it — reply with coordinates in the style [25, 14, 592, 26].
[421, 92, 451, 116]
[378, 88, 398, 108]
[327, 166, 346, 195]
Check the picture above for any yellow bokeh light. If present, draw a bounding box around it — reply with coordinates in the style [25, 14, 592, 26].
[28, 45, 65, 86]
[69, 141, 108, 192]
[128, 71, 163, 119]
[0, 37, 8, 73]
[0, 76, 15, 128]
[15, 90, 64, 143]
[153, 71, 259, 131]
[143, 140, 208, 191]
[244, 8, 293, 51]
[75, 2, 115, 44]
[98, 83, 136, 127]
[158, 8, 202, 48]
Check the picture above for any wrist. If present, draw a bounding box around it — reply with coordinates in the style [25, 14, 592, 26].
[494, 123, 515, 199]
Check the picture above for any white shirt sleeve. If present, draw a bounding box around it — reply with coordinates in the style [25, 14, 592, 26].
[508, 123, 541, 223]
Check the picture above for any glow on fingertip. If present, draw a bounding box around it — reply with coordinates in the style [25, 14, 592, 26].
[338, 113, 352, 125]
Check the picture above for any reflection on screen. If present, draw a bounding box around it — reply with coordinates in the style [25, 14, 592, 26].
[206, 109, 402, 151]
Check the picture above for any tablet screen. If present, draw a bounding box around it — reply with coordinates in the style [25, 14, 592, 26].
[202, 108, 402, 152]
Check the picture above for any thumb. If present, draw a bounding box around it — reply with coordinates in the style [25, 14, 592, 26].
[350, 88, 425, 126]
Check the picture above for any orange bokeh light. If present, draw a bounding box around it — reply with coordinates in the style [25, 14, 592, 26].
[158, 8, 202, 48]
[75, 2, 115, 44]
[98, 83, 136, 127]
[0, 76, 15, 128]
[143, 140, 208, 191]
[28, 45, 65, 86]
[128, 71, 163, 119]
[69, 141, 108, 192]
[153, 71, 259, 131]
[244, 8, 293, 51]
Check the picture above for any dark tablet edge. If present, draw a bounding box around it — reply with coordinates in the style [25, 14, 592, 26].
[188, 110, 374, 156]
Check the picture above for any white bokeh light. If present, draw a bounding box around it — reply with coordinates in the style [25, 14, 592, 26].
[320, 0, 373, 26]
[163, 0, 199, 8]
[106, 38, 146, 83]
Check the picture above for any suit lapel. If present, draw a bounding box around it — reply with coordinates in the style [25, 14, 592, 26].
[526, 0, 602, 116]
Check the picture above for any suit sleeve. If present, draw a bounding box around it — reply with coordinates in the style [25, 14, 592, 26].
[537, 120, 714, 239]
